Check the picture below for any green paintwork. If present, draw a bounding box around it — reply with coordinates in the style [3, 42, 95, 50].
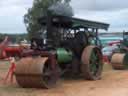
[89, 49, 101, 75]
[57, 48, 73, 63]
[72, 18, 109, 30]
[123, 53, 128, 69]
[122, 41, 128, 47]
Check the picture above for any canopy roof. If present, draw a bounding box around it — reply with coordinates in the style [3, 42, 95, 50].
[39, 15, 109, 30]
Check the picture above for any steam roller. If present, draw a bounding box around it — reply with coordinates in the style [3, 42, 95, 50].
[111, 53, 128, 70]
[14, 46, 103, 88]
[14, 15, 109, 88]
[111, 31, 128, 70]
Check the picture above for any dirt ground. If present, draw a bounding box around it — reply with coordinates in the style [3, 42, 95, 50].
[0, 61, 128, 96]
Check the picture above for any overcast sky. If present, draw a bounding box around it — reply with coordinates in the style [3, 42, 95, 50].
[0, 0, 128, 34]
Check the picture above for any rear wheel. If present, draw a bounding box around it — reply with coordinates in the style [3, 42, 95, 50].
[81, 46, 103, 80]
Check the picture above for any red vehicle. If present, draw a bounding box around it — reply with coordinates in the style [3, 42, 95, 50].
[4, 45, 23, 58]
[108, 40, 121, 46]
[0, 37, 30, 59]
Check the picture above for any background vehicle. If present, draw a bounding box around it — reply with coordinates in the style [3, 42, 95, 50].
[102, 44, 118, 62]
[111, 31, 128, 69]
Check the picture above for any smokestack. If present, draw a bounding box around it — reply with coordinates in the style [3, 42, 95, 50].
[48, 1, 74, 17]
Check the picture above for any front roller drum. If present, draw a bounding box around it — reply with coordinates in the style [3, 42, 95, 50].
[81, 46, 103, 80]
[14, 57, 59, 88]
[111, 53, 128, 70]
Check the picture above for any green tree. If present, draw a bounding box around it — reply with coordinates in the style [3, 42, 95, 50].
[24, 0, 73, 39]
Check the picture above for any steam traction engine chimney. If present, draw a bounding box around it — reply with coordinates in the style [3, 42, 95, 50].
[46, 12, 53, 42]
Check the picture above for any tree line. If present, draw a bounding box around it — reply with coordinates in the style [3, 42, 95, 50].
[0, 33, 28, 43]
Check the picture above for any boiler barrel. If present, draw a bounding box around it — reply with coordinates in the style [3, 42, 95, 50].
[111, 53, 128, 69]
[57, 48, 72, 64]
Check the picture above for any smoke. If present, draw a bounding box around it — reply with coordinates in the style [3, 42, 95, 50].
[48, 1, 74, 17]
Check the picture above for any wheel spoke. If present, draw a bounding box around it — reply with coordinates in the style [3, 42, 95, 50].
[90, 63, 97, 73]
[90, 49, 100, 75]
